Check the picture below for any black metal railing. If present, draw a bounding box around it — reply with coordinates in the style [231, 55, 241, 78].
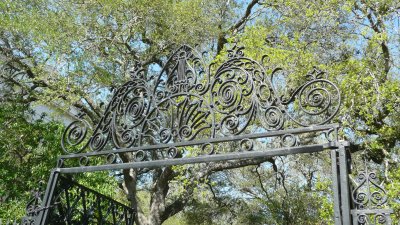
[22, 176, 135, 225]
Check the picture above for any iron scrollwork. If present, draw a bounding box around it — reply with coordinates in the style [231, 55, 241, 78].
[351, 168, 393, 225]
[60, 42, 341, 167]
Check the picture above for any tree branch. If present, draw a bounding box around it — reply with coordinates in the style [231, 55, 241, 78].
[160, 197, 187, 223]
[216, 0, 260, 54]
[230, 0, 259, 33]
[159, 157, 272, 223]
[197, 157, 271, 179]
[357, 0, 391, 75]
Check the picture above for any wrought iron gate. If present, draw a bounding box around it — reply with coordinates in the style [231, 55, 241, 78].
[22, 174, 135, 225]
[21, 42, 394, 224]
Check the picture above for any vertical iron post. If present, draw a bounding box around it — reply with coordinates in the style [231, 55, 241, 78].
[331, 149, 342, 225]
[35, 169, 59, 225]
[338, 145, 351, 225]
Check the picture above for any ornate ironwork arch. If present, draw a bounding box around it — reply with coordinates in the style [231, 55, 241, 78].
[59, 43, 341, 170]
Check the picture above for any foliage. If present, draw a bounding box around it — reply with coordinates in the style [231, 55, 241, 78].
[0, 101, 127, 218]
[0, 101, 63, 218]
[386, 152, 400, 221]
[0, 0, 399, 224]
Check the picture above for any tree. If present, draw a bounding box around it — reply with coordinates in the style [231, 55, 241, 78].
[1, 1, 273, 224]
[0, 100, 63, 218]
[236, 0, 400, 221]
[1, 0, 399, 223]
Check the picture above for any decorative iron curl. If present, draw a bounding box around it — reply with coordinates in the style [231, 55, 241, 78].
[374, 213, 388, 224]
[281, 134, 297, 147]
[262, 106, 285, 130]
[130, 60, 146, 80]
[352, 170, 388, 209]
[201, 143, 215, 155]
[323, 128, 338, 142]
[134, 150, 146, 162]
[167, 147, 181, 159]
[227, 42, 245, 58]
[25, 183, 44, 217]
[240, 139, 254, 151]
[357, 214, 367, 224]
[299, 80, 339, 114]
[286, 80, 340, 126]
[61, 119, 91, 154]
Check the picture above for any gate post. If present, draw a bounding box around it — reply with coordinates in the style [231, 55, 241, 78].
[331, 141, 352, 225]
[35, 169, 60, 225]
[338, 144, 352, 225]
[331, 149, 342, 225]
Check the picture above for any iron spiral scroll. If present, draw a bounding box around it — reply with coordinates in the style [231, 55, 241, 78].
[351, 168, 393, 225]
[352, 171, 388, 209]
[60, 43, 341, 165]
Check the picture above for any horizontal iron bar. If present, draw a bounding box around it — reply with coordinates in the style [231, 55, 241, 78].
[57, 142, 342, 173]
[351, 209, 394, 214]
[59, 123, 340, 160]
